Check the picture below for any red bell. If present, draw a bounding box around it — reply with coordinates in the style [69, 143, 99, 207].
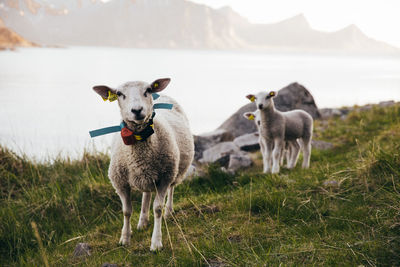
[121, 127, 136, 145]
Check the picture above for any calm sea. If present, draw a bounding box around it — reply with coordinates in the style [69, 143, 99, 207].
[0, 47, 399, 160]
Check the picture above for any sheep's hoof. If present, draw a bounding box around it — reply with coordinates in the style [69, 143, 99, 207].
[137, 220, 149, 231]
[164, 208, 174, 219]
[119, 236, 131, 246]
[150, 241, 163, 252]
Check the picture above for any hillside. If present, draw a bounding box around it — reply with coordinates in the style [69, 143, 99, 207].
[0, 0, 398, 54]
[1, 103, 399, 266]
[0, 18, 36, 49]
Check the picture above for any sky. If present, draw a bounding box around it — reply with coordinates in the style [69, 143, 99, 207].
[190, 0, 400, 49]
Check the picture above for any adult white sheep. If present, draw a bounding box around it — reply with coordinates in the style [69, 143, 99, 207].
[93, 78, 194, 251]
[245, 91, 313, 174]
[243, 110, 299, 170]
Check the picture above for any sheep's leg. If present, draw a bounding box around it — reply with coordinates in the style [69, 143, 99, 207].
[263, 139, 273, 173]
[150, 186, 168, 251]
[117, 186, 132, 246]
[164, 186, 174, 218]
[288, 140, 300, 169]
[137, 192, 152, 230]
[302, 137, 312, 169]
[285, 142, 291, 167]
[280, 145, 285, 166]
[271, 138, 283, 174]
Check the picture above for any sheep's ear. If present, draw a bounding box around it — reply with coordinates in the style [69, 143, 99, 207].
[268, 91, 277, 98]
[93, 85, 117, 101]
[246, 94, 256, 102]
[150, 78, 171, 93]
[243, 112, 255, 121]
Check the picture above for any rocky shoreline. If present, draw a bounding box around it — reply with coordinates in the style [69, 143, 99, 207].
[193, 82, 398, 173]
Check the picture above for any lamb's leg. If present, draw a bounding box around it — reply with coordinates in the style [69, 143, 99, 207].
[137, 192, 152, 230]
[117, 186, 132, 246]
[288, 140, 300, 169]
[285, 142, 291, 167]
[271, 138, 283, 174]
[164, 186, 174, 218]
[150, 186, 168, 251]
[264, 139, 273, 173]
[302, 137, 312, 169]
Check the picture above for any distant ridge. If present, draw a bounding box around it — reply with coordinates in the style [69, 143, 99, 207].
[0, 18, 37, 49]
[0, 0, 398, 54]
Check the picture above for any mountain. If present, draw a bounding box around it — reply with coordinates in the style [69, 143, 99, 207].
[0, 18, 36, 49]
[0, 0, 398, 54]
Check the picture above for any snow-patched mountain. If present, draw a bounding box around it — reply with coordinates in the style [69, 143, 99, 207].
[0, 0, 397, 54]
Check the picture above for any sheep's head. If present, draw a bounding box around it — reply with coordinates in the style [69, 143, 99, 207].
[246, 91, 277, 110]
[243, 110, 261, 128]
[93, 78, 170, 125]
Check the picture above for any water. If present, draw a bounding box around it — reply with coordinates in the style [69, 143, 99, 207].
[1, 47, 399, 160]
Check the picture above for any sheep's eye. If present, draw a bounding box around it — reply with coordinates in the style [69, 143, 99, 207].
[144, 88, 151, 97]
[116, 91, 125, 99]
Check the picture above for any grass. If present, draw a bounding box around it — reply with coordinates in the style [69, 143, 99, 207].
[1, 104, 400, 266]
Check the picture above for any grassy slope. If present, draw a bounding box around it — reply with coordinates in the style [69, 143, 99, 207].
[1, 105, 400, 266]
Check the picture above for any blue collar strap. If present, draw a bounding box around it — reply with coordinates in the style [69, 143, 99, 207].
[89, 95, 173, 138]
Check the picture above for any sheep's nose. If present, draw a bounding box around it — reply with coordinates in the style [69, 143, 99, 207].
[131, 107, 143, 115]
[258, 104, 263, 110]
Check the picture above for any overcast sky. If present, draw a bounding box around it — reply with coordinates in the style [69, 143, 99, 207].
[190, 0, 400, 48]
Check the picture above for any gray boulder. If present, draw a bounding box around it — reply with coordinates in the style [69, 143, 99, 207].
[228, 152, 252, 171]
[194, 129, 234, 160]
[200, 142, 240, 167]
[217, 82, 320, 138]
[312, 140, 334, 150]
[73, 243, 91, 258]
[233, 132, 260, 152]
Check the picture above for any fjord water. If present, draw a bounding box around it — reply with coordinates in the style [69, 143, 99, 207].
[0, 47, 399, 160]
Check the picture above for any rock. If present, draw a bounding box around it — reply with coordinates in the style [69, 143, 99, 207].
[378, 100, 395, 107]
[312, 140, 334, 150]
[319, 108, 352, 119]
[323, 180, 339, 187]
[233, 132, 260, 152]
[200, 142, 240, 167]
[73, 243, 91, 258]
[228, 152, 252, 171]
[194, 129, 234, 160]
[217, 82, 320, 138]
[101, 263, 118, 267]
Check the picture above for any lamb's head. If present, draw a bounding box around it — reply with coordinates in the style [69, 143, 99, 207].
[93, 78, 170, 125]
[246, 91, 277, 110]
[243, 110, 261, 128]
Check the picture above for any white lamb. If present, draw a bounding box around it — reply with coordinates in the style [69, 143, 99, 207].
[246, 91, 313, 174]
[93, 78, 194, 251]
[243, 110, 299, 169]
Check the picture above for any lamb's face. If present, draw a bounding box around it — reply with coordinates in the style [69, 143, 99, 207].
[246, 91, 277, 110]
[243, 110, 261, 128]
[116, 81, 154, 124]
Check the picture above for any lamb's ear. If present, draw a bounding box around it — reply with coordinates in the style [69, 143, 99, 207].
[93, 85, 117, 100]
[150, 78, 171, 93]
[243, 112, 255, 121]
[246, 94, 256, 102]
[268, 91, 277, 98]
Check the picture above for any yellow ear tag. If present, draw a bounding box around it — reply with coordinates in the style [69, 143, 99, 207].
[250, 96, 255, 102]
[248, 114, 255, 121]
[108, 91, 118, 102]
[153, 83, 159, 88]
[269, 91, 275, 97]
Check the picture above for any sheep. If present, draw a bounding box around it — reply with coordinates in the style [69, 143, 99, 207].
[93, 78, 194, 251]
[245, 91, 313, 174]
[243, 110, 299, 169]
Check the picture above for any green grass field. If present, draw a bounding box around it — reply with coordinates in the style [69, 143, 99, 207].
[1, 104, 399, 266]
